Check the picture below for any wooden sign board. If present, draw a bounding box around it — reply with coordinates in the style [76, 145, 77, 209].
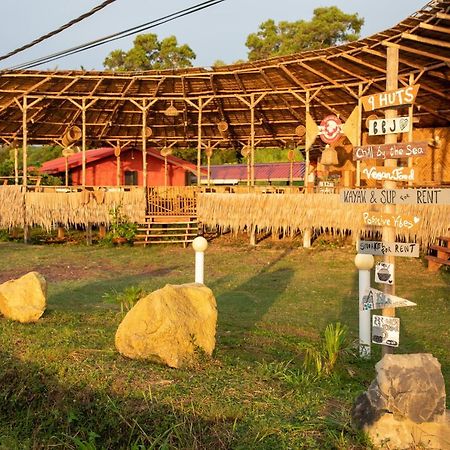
[353, 141, 428, 161]
[358, 240, 419, 257]
[362, 212, 420, 230]
[361, 166, 414, 182]
[342, 188, 450, 205]
[362, 85, 420, 112]
[375, 262, 394, 285]
[368, 117, 411, 136]
[372, 315, 400, 347]
[361, 288, 416, 311]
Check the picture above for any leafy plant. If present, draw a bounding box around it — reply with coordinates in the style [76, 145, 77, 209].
[102, 286, 146, 314]
[104, 205, 138, 243]
[302, 322, 350, 377]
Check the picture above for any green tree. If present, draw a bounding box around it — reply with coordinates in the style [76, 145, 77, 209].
[104, 33, 196, 71]
[246, 6, 364, 61]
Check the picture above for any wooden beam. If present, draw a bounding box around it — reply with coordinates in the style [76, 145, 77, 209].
[402, 32, 450, 49]
[418, 22, 450, 34]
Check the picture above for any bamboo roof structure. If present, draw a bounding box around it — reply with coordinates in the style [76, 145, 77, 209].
[0, 0, 448, 157]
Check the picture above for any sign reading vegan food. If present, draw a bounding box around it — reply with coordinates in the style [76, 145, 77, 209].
[361, 85, 420, 112]
[372, 315, 400, 348]
[361, 288, 416, 311]
[361, 166, 414, 182]
[358, 240, 420, 257]
[319, 115, 343, 144]
[352, 141, 428, 161]
[368, 117, 411, 136]
[375, 262, 394, 285]
[341, 188, 450, 205]
[362, 212, 420, 230]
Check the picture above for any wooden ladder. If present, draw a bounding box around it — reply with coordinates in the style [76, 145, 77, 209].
[134, 216, 199, 247]
[425, 236, 450, 272]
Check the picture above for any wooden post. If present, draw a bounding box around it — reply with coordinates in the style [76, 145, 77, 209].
[57, 226, 65, 240]
[81, 98, 87, 188]
[304, 91, 311, 192]
[65, 157, 69, 186]
[142, 99, 148, 189]
[22, 96, 28, 187]
[382, 45, 399, 357]
[14, 145, 19, 185]
[197, 98, 203, 187]
[408, 73, 414, 187]
[86, 222, 92, 245]
[164, 156, 168, 188]
[356, 84, 363, 187]
[116, 155, 121, 186]
[250, 94, 255, 187]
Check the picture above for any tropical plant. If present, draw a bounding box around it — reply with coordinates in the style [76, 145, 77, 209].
[105, 205, 138, 243]
[102, 286, 146, 314]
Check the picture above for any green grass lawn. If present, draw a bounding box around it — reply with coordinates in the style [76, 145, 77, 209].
[0, 237, 448, 449]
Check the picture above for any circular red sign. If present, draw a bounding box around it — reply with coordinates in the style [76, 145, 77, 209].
[320, 115, 342, 144]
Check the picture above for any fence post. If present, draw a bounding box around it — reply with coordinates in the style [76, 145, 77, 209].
[192, 236, 208, 284]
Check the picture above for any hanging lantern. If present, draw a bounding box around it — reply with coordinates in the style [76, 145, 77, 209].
[320, 145, 339, 166]
[160, 147, 173, 157]
[163, 102, 179, 117]
[217, 121, 229, 133]
[241, 146, 251, 158]
[61, 126, 82, 147]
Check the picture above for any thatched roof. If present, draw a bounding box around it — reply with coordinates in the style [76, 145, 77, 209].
[0, 0, 448, 155]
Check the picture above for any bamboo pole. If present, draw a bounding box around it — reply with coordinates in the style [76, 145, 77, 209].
[408, 73, 414, 187]
[356, 84, 363, 187]
[142, 99, 148, 189]
[22, 96, 28, 187]
[250, 93, 255, 186]
[65, 157, 69, 185]
[304, 91, 310, 193]
[382, 45, 399, 357]
[14, 145, 18, 185]
[197, 98, 203, 186]
[81, 98, 87, 187]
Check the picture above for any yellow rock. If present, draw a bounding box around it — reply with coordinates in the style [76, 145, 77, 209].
[0, 272, 47, 323]
[115, 283, 217, 368]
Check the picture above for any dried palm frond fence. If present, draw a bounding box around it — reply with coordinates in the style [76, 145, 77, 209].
[0, 186, 146, 231]
[197, 193, 450, 250]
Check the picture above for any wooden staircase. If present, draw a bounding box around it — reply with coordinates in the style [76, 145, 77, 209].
[426, 236, 450, 272]
[134, 216, 199, 247]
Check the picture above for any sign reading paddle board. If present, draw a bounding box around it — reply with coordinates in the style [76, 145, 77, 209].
[361, 288, 416, 311]
[341, 188, 450, 205]
[362, 212, 420, 230]
[372, 315, 400, 347]
[361, 166, 414, 182]
[352, 141, 428, 161]
[361, 85, 420, 112]
[358, 240, 419, 257]
[368, 117, 411, 136]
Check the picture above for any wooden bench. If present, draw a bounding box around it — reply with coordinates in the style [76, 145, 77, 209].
[426, 236, 450, 272]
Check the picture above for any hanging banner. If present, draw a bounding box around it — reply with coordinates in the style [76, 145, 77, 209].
[353, 141, 428, 161]
[361, 166, 414, 182]
[372, 315, 400, 347]
[368, 117, 411, 136]
[341, 188, 450, 205]
[357, 240, 419, 257]
[362, 212, 420, 230]
[361, 288, 416, 311]
[375, 262, 395, 285]
[361, 85, 420, 112]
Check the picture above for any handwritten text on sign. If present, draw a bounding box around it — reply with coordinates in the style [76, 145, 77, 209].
[362, 212, 420, 230]
[372, 315, 400, 348]
[341, 188, 450, 205]
[361, 288, 416, 311]
[358, 240, 419, 257]
[368, 117, 411, 136]
[361, 166, 414, 182]
[361, 85, 420, 112]
[353, 141, 428, 161]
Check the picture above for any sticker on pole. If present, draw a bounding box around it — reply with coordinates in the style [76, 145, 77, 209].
[372, 315, 400, 347]
[361, 288, 416, 311]
[375, 262, 394, 285]
[319, 115, 343, 144]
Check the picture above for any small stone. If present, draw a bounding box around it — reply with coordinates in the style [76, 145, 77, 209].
[0, 272, 47, 323]
[115, 283, 217, 368]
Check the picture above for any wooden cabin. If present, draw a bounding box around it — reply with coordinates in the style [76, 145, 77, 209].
[41, 147, 201, 186]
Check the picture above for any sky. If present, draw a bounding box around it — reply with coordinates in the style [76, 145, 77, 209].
[0, 0, 427, 71]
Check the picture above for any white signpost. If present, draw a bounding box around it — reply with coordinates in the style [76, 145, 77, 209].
[341, 188, 450, 205]
[358, 240, 420, 257]
[368, 116, 411, 136]
[375, 262, 395, 285]
[361, 288, 416, 311]
[372, 315, 400, 347]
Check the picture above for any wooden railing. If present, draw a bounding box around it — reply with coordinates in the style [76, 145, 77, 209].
[147, 186, 199, 216]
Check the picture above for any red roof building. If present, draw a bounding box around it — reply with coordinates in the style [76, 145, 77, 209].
[41, 147, 203, 186]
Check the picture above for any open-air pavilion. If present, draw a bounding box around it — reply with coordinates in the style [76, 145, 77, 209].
[0, 0, 448, 246]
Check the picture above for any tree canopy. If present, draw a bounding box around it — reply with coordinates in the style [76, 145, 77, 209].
[103, 34, 196, 71]
[246, 6, 364, 61]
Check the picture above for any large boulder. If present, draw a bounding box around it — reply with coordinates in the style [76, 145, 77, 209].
[0, 272, 47, 323]
[115, 283, 217, 368]
[353, 353, 450, 449]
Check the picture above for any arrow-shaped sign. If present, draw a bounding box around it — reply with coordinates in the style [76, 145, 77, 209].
[361, 288, 416, 311]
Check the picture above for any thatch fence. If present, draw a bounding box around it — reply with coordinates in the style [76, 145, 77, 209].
[197, 193, 450, 249]
[0, 186, 146, 230]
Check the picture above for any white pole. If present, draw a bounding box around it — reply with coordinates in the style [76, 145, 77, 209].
[354, 253, 374, 358]
[192, 236, 208, 284]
